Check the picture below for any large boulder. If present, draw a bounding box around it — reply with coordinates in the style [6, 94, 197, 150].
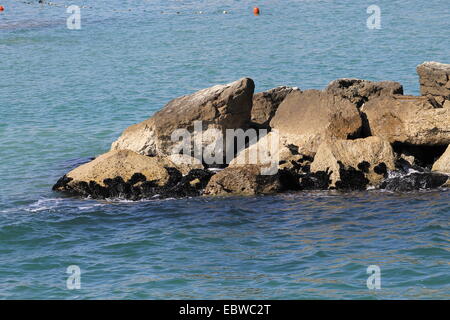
[203, 165, 281, 196]
[111, 78, 255, 162]
[269, 90, 363, 155]
[417, 61, 450, 107]
[310, 137, 396, 189]
[432, 145, 450, 173]
[362, 95, 450, 146]
[52, 150, 213, 199]
[326, 78, 403, 107]
[251, 86, 299, 128]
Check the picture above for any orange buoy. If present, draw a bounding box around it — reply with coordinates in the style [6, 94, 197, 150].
[0, 6, 4, 12]
[253, 7, 260, 15]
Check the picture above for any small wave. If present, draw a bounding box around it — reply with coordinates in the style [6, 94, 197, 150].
[24, 197, 64, 213]
[22, 197, 107, 213]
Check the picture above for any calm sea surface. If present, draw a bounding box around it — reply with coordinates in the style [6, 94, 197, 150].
[0, 0, 449, 299]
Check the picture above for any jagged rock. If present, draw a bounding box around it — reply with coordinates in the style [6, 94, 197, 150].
[362, 95, 450, 146]
[380, 172, 449, 191]
[270, 90, 363, 155]
[203, 165, 281, 196]
[310, 137, 396, 189]
[417, 61, 450, 106]
[326, 78, 403, 107]
[432, 145, 450, 173]
[111, 78, 255, 162]
[251, 86, 299, 128]
[52, 150, 214, 199]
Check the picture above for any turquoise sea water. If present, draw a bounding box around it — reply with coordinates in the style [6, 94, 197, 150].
[0, 0, 449, 299]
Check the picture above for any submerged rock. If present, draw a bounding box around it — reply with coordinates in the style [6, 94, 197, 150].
[417, 61, 450, 107]
[52, 150, 214, 200]
[380, 172, 449, 191]
[111, 78, 255, 161]
[310, 137, 395, 190]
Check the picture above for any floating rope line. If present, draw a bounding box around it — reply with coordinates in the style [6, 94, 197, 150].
[11, 0, 234, 14]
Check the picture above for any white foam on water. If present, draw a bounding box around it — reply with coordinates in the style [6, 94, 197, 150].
[24, 198, 63, 213]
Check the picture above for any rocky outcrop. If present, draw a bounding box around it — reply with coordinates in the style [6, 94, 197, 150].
[326, 78, 403, 107]
[111, 78, 255, 162]
[310, 137, 395, 190]
[251, 86, 299, 128]
[362, 95, 450, 146]
[203, 165, 281, 196]
[432, 145, 450, 173]
[417, 61, 450, 107]
[52, 62, 450, 200]
[52, 150, 213, 199]
[269, 90, 363, 155]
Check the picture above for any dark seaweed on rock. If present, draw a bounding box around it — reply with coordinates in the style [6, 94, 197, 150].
[335, 162, 370, 191]
[53, 168, 214, 200]
[380, 172, 448, 192]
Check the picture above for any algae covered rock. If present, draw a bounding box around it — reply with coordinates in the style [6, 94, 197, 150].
[53, 150, 213, 199]
[310, 137, 395, 190]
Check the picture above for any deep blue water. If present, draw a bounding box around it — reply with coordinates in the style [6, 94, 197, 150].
[0, 0, 449, 299]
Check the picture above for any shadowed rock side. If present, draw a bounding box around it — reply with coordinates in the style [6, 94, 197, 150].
[53, 63, 450, 200]
[250, 86, 299, 129]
